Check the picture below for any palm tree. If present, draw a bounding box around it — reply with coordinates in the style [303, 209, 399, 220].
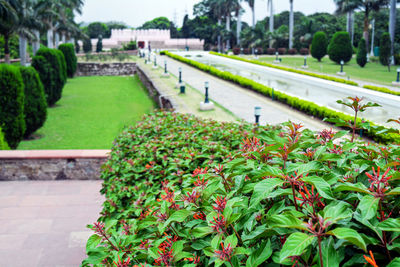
[223, 0, 239, 50]
[289, 0, 294, 49]
[235, 1, 242, 46]
[389, 0, 396, 63]
[334, 0, 390, 51]
[245, 0, 255, 28]
[268, 0, 274, 48]
[209, 0, 224, 52]
[0, 0, 18, 63]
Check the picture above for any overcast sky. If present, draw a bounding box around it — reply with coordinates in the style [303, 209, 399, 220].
[76, 0, 337, 28]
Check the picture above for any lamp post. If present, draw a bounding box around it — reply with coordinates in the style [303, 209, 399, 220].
[179, 67, 182, 84]
[240, 47, 243, 54]
[254, 106, 261, 125]
[148, 52, 151, 62]
[340, 60, 344, 73]
[275, 51, 279, 61]
[204, 81, 209, 103]
[302, 56, 308, 68]
[154, 56, 157, 66]
[164, 60, 167, 74]
[393, 68, 400, 86]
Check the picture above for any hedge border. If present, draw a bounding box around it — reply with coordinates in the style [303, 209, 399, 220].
[163, 51, 399, 144]
[209, 51, 359, 86]
[363, 85, 400, 96]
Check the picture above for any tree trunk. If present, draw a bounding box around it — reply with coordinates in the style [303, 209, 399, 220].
[363, 8, 369, 52]
[251, 5, 255, 28]
[4, 34, 10, 64]
[218, 18, 222, 53]
[237, 10, 241, 46]
[61, 33, 66, 44]
[389, 0, 396, 64]
[55, 32, 60, 48]
[47, 29, 54, 48]
[269, 0, 274, 48]
[347, 11, 354, 46]
[19, 34, 27, 66]
[289, 0, 294, 49]
[33, 30, 40, 55]
[226, 14, 231, 51]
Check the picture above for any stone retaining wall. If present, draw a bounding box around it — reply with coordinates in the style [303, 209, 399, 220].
[76, 62, 137, 76]
[136, 66, 175, 109]
[0, 150, 109, 181]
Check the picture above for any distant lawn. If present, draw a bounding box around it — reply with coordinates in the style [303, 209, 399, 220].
[18, 75, 155, 150]
[253, 55, 399, 87]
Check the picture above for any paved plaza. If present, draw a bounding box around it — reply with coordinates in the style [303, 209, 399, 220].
[0, 181, 103, 267]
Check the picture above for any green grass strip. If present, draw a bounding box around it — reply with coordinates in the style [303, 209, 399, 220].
[163, 50, 399, 144]
[209, 51, 359, 86]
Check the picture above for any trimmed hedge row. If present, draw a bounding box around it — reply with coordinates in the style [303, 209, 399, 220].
[209, 51, 359, 86]
[0, 127, 9, 150]
[19, 66, 47, 138]
[363, 85, 400, 96]
[58, 43, 77, 78]
[0, 65, 26, 149]
[164, 51, 399, 144]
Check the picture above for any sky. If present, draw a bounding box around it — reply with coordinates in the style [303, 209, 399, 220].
[76, 0, 337, 28]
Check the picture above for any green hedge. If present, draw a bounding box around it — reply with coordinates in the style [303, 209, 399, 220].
[0, 127, 10, 150]
[55, 49, 67, 85]
[58, 43, 77, 78]
[19, 66, 47, 138]
[311, 31, 327, 62]
[0, 65, 26, 149]
[32, 48, 65, 106]
[164, 51, 399, 144]
[328, 31, 353, 64]
[363, 85, 400, 96]
[209, 51, 358, 86]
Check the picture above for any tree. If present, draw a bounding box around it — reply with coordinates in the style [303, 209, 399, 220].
[0, 0, 23, 63]
[289, 0, 294, 49]
[87, 22, 108, 39]
[328, 31, 352, 63]
[389, 0, 396, 62]
[96, 35, 102, 53]
[356, 37, 367, 67]
[268, 0, 274, 48]
[83, 38, 92, 53]
[139, 17, 171, 30]
[334, 0, 390, 51]
[245, 0, 255, 28]
[311, 31, 327, 61]
[222, 0, 239, 50]
[380, 32, 391, 71]
[209, 0, 224, 52]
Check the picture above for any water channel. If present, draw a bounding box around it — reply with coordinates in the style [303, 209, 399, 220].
[175, 51, 399, 128]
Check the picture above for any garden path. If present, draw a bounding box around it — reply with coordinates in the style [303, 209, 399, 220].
[0, 180, 103, 267]
[160, 55, 335, 132]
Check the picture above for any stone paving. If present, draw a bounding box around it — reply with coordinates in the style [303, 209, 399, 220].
[160, 55, 335, 132]
[0, 180, 103, 267]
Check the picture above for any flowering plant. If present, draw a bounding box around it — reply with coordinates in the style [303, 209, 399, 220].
[82, 112, 400, 267]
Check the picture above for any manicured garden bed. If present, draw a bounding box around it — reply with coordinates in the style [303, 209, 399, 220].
[18, 75, 155, 149]
[83, 111, 400, 267]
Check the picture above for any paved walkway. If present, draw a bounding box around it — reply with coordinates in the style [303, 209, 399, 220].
[0, 180, 103, 267]
[160, 55, 335, 132]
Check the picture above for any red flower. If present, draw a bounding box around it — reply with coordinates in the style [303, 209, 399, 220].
[161, 188, 175, 203]
[363, 250, 379, 267]
[193, 211, 206, 220]
[366, 167, 392, 195]
[113, 255, 131, 267]
[139, 239, 150, 249]
[213, 196, 227, 213]
[210, 214, 226, 233]
[295, 185, 325, 209]
[194, 176, 208, 189]
[183, 190, 200, 205]
[93, 222, 105, 236]
[215, 242, 233, 261]
[185, 254, 201, 265]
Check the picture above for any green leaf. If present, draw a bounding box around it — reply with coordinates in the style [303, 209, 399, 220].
[357, 195, 379, 221]
[211, 234, 222, 249]
[287, 161, 323, 176]
[387, 258, 400, 267]
[172, 240, 184, 258]
[225, 234, 238, 249]
[266, 214, 307, 230]
[164, 210, 192, 226]
[387, 187, 400, 195]
[302, 176, 334, 200]
[328, 228, 367, 252]
[319, 237, 341, 267]
[323, 201, 352, 224]
[250, 178, 284, 208]
[334, 182, 371, 194]
[86, 234, 102, 253]
[378, 218, 400, 232]
[254, 165, 284, 178]
[279, 232, 315, 263]
[246, 240, 272, 267]
[191, 226, 213, 238]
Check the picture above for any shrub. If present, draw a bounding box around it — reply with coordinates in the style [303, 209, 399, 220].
[363, 84, 400, 96]
[356, 38, 367, 67]
[0, 65, 25, 149]
[83, 38, 92, 53]
[300, 48, 309, 55]
[0, 127, 9, 150]
[255, 47, 263, 54]
[328, 31, 352, 64]
[267, 48, 276, 55]
[278, 47, 286, 55]
[96, 35, 103, 53]
[311, 31, 327, 61]
[380, 32, 391, 71]
[19, 66, 47, 138]
[84, 112, 400, 266]
[243, 48, 250, 55]
[75, 40, 80, 54]
[288, 48, 297, 55]
[232, 47, 240, 55]
[122, 40, 137, 50]
[33, 48, 65, 106]
[55, 49, 67, 90]
[166, 51, 399, 144]
[58, 43, 77, 78]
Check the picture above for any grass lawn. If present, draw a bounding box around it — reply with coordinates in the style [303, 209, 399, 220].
[253, 55, 399, 87]
[18, 75, 155, 150]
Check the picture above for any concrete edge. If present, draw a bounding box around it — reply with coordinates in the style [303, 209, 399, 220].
[0, 150, 110, 159]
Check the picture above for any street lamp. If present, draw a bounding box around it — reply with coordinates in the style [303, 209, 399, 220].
[154, 55, 157, 66]
[179, 67, 182, 84]
[393, 68, 400, 86]
[204, 81, 209, 103]
[164, 60, 167, 74]
[275, 51, 279, 61]
[148, 52, 151, 62]
[254, 106, 261, 125]
[302, 56, 308, 68]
